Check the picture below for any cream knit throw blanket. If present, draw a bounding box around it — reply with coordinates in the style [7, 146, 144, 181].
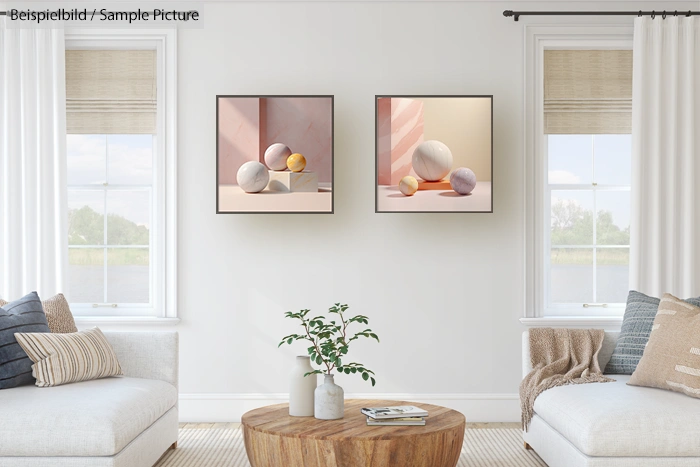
[520, 328, 614, 431]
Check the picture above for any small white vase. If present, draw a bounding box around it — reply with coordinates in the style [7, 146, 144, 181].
[314, 374, 344, 420]
[289, 356, 317, 417]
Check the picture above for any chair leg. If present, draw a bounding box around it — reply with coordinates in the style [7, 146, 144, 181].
[170, 441, 178, 450]
[524, 442, 532, 450]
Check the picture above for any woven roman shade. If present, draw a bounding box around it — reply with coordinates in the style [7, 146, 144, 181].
[66, 50, 156, 134]
[544, 50, 632, 134]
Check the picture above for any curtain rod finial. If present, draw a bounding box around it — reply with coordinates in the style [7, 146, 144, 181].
[503, 10, 513, 17]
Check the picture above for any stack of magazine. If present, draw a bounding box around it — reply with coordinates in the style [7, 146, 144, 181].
[361, 405, 429, 426]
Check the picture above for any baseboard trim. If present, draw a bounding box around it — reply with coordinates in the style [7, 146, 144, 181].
[179, 393, 520, 423]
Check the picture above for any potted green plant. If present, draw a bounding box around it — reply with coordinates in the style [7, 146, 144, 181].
[279, 303, 380, 420]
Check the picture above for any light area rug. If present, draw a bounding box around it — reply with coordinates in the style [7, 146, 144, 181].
[155, 425, 546, 467]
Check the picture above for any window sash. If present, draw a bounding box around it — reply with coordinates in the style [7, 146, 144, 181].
[543, 135, 630, 316]
[67, 183, 153, 308]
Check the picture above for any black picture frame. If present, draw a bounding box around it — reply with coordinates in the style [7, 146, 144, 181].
[216, 94, 335, 214]
[374, 95, 494, 214]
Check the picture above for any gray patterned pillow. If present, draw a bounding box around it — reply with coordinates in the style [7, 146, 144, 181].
[0, 292, 50, 389]
[605, 291, 700, 374]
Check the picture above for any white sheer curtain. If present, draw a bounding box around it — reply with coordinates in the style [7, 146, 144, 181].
[630, 17, 700, 297]
[0, 20, 68, 300]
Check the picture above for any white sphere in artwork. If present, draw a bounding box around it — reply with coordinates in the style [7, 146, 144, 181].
[412, 140, 453, 182]
[264, 143, 292, 171]
[450, 167, 477, 195]
[236, 161, 269, 193]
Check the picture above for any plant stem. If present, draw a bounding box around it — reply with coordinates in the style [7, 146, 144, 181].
[328, 308, 349, 374]
[303, 319, 331, 374]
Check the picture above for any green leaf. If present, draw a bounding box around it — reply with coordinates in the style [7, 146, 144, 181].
[370, 377, 376, 386]
[351, 368, 357, 373]
[316, 355, 323, 365]
[336, 358, 342, 367]
[362, 372, 369, 381]
[287, 337, 293, 345]
[344, 367, 351, 374]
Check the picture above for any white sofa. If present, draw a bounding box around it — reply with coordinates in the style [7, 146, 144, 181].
[522, 331, 700, 467]
[0, 331, 179, 467]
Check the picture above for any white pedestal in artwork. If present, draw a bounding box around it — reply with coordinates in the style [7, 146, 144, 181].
[267, 171, 318, 193]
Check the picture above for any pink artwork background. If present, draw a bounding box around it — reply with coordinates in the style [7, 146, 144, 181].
[376, 98, 424, 185]
[217, 97, 332, 185]
[217, 98, 260, 185]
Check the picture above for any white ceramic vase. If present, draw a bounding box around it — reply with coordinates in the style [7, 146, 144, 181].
[289, 356, 317, 417]
[314, 374, 344, 420]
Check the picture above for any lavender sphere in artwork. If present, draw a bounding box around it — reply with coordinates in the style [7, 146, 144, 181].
[449, 167, 477, 195]
[237, 161, 269, 193]
[264, 143, 292, 171]
[412, 140, 453, 182]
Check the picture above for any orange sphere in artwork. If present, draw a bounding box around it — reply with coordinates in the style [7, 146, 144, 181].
[287, 153, 306, 172]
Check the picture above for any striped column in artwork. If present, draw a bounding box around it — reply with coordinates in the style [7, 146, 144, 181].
[377, 98, 424, 185]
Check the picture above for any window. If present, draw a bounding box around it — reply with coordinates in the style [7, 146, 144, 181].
[546, 134, 631, 314]
[65, 30, 177, 319]
[67, 134, 154, 311]
[523, 26, 634, 322]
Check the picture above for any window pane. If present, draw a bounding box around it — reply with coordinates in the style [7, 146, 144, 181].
[551, 248, 593, 303]
[548, 135, 592, 184]
[67, 135, 106, 185]
[68, 248, 104, 303]
[551, 190, 594, 245]
[596, 191, 630, 245]
[107, 248, 149, 304]
[594, 135, 631, 185]
[108, 135, 153, 185]
[68, 191, 104, 245]
[106, 191, 150, 245]
[596, 248, 630, 303]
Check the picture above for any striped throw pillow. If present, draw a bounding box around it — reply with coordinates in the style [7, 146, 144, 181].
[629, 294, 700, 398]
[0, 293, 77, 334]
[605, 291, 700, 374]
[14, 327, 123, 387]
[0, 292, 50, 389]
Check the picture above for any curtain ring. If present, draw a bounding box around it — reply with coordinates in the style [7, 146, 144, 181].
[662, 11, 667, 19]
[674, 10, 678, 17]
[651, 10, 655, 19]
[688, 11, 692, 17]
[638, 10, 642, 17]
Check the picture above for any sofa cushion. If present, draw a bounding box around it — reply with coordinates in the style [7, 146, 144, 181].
[605, 291, 700, 375]
[629, 294, 700, 399]
[16, 327, 123, 387]
[0, 292, 51, 389]
[0, 293, 78, 333]
[0, 376, 177, 456]
[534, 374, 700, 457]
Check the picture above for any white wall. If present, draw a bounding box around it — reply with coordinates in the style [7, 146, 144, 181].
[104, 0, 696, 422]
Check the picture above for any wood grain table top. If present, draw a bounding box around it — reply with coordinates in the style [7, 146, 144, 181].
[241, 399, 466, 441]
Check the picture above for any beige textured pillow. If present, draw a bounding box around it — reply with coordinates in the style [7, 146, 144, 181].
[14, 327, 123, 387]
[0, 293, 77, 333]
[629, 293, 700, 398]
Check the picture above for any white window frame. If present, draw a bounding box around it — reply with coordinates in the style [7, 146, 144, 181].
[65, 29, 178, 323]
[522, 25, 632, 329]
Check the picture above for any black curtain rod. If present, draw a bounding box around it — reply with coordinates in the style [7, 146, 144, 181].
[504, 10, 700, 21]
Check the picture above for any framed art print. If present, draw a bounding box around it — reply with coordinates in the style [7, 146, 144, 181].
[375, 95, 493, 213]
[216, 95, 334, 214]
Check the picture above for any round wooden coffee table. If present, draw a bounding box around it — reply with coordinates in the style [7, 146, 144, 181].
[242, 399, 465, 467]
